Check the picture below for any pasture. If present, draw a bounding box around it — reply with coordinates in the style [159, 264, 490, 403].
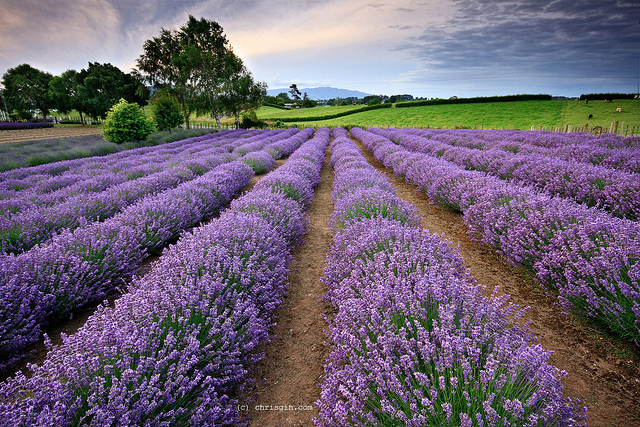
[256, 99, 640, 133]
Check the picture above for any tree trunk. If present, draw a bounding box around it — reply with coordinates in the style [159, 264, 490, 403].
[181, 99, 190, 129]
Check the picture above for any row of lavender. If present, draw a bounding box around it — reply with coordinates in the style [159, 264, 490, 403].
[0, 129, 285, 216]
[0, 128, 315, 372]
[0, 129, 301, 254]
[403, 128, 640, 173]
[0, 129, 295, 218]
[0, 129, 250, 194]
[351, 127, 640, 345]
[0, 128, 330, 425]
[369, 128, 640, 220]
[315, 129, 585, 426]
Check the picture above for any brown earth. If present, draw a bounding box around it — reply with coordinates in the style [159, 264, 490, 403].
[242, 147, 334, 426]
[0, 126, 102, 144]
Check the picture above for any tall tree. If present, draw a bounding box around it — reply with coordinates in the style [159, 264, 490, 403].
[1, 64, 54, 120]
[192, 40, 244, 130]
[221, 60, 267, 127]
[137, 15, 232, 129]
[48, 69, 87, 123]
[301, 92, 317, 108]
[76, 62, 147, 120]
[289, 84, 302, 102]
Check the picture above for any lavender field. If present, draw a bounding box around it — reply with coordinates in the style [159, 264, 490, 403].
[0, 127, 638, 425]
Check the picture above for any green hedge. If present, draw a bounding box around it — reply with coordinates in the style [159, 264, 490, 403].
[263, 103, 291, 110]
[579, 93, 637, 100]
[395, 94, 552, 108]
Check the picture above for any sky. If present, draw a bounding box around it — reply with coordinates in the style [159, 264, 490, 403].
[1, 0, 639, 99]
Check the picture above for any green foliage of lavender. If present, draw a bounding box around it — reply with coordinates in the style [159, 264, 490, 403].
[352, 127, 640, 345]
[316, 129, 586, 426]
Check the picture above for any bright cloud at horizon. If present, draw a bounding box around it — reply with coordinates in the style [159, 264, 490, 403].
[1, 0, 638, 98]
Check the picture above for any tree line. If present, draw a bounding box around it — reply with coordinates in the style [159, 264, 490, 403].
[0, 16, 266, 129]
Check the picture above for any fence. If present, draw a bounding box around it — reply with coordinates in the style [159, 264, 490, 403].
[531, 121, 639, 136]
[53, 116, 227, 130]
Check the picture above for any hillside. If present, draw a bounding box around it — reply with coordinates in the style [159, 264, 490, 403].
[256, 99, 640, 133]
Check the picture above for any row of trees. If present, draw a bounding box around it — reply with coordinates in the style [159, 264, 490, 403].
[1, 16, 266, 129]
[264, 84, 318, 108]
[136, 15, 265, 129]
[1, 62, 147, 123]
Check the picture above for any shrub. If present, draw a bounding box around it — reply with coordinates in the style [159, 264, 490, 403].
[101, 98, 155, 144]
[240, 110, 266, 129]
[151, 94, 184, 132]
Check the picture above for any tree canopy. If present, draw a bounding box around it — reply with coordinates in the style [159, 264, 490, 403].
[1, 64, 54, 120]
[77, 62, 147, 120]
[137, 16, 265, 129]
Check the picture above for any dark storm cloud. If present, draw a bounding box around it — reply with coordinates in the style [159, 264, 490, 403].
[398, 0, 640, 92]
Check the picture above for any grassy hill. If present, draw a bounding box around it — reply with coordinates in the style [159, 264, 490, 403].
[255, 99, 640, 134]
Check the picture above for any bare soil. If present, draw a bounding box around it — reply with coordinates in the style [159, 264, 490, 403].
[242, 147, 334, 426]
[0, 126, 102, 144]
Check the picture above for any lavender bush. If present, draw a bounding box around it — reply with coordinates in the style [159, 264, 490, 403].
[0, 122, 53, 130]
[0, 130, 237, 189]
[392, 128, 640, 173]
[315, 130, 586, 426]
[351, 127, 640, 345]
[0, 160, 255, 371]
[240, 150, 277, 174]
[369, 128, 640, 220]
[0, 130, 310, 254]
[0, 128, 317, 371]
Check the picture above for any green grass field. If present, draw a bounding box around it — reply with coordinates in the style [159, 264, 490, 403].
[255, 99, 640, 134]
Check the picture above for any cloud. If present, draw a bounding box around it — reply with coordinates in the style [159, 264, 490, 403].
[395, 0, 640, 94]
[2, 0, 636, 97]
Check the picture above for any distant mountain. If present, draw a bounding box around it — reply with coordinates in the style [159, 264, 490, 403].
[266, 86, 372, 101]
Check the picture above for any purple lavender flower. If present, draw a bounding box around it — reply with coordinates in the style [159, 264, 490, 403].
[315, 129, 586, 426]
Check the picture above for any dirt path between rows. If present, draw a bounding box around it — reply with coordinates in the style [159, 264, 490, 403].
[244, 145, 334, 426]
[0, 126, 102, 144]
[353, 138, 640, 427]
